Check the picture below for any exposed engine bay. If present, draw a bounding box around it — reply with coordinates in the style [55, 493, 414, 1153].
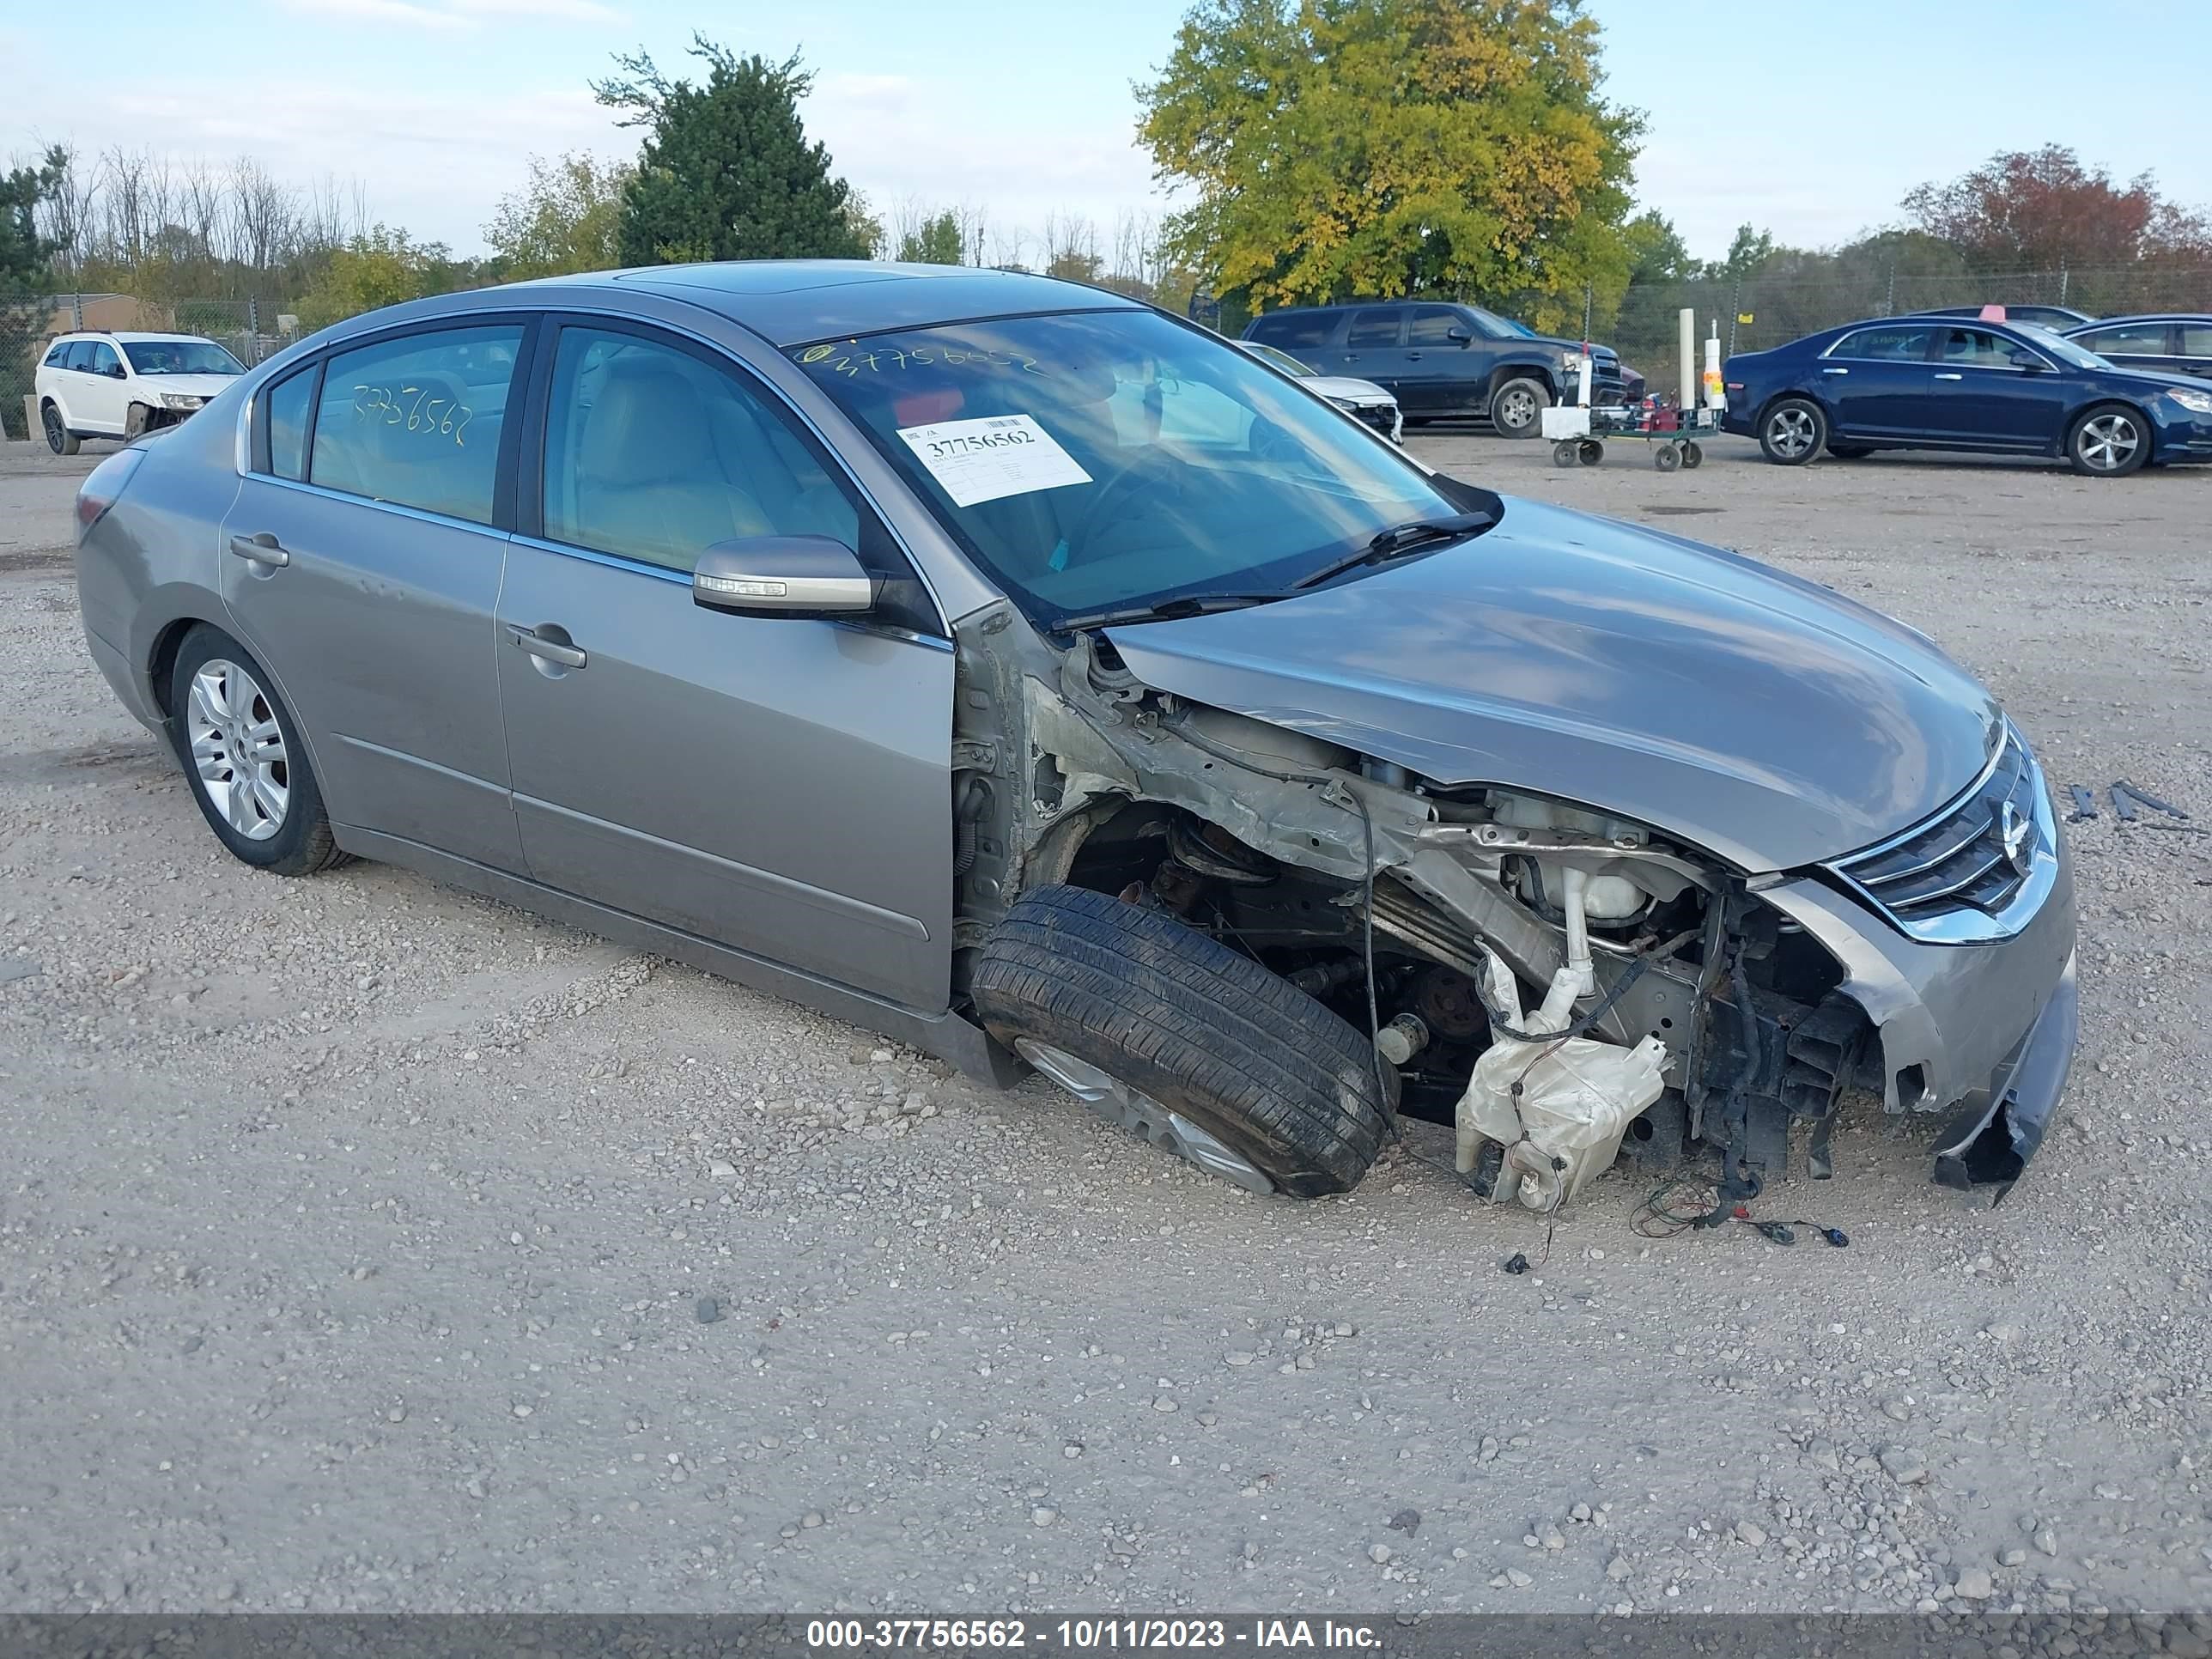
[951, 623, 1884, 1215]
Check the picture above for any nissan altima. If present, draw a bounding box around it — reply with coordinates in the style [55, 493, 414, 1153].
[72, 262, 2078, 1211]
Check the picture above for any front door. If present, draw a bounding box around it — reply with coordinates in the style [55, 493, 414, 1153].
[80, 340, 131, 434]
[1929, 326, 2070, 449]
[495, 319, 953, 1011]
[217, 320, 529, 871]
[1817, 322, 1937, 441]
[1397, 305, 1475, 415]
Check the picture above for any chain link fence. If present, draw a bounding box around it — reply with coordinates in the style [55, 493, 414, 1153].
[1609, 264, 2212, 399]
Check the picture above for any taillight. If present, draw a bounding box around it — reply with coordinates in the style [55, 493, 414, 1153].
[75, 447, 146, 538]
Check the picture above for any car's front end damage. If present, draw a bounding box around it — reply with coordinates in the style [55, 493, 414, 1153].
[944, 506, 2077, 1211]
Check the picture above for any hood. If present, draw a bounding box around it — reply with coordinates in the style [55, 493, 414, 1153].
[1304, 374, 1394, 404]
[1103, 498, 2001, 872]
[2106, 366, 2212, 396]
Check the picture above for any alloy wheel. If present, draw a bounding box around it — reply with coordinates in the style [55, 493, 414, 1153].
[2075, 412, 2139, 472]
[187, 659, 289, 842]
[1496, 386, 1538, 431]
[41, 404, 64, 453]
[1766, 406, 1817, 459]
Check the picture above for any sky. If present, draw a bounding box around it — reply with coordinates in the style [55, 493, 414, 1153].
[8, 0, 2210, 266]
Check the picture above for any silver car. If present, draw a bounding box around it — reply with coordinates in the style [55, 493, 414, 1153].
[72, 262, 2077, 1209]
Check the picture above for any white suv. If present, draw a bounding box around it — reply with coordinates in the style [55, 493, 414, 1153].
[34, 331, 247, 453]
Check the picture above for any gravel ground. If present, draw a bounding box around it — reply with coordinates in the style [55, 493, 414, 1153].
[1, 431, 2208, 1626]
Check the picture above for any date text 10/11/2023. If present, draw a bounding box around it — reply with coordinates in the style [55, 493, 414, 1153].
[804, 1618, 1383, 1650]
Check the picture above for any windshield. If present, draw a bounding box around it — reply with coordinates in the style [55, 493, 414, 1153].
[124, 339, 245, 376]
[2010, 323, 2108, 370]
[1483, 311, 1535, 338]
[1240, 340, 1316, 377]
[793, 309, 1464, 627]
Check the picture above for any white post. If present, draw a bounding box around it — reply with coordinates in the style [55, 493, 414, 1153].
[1703, 322, 1724, 411]
[1677, 307, 1695, 415]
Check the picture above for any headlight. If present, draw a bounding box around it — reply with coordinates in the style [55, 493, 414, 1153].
[160, 392, 204, 410]
[2167, 387, 2212, 416]
[1560, 350, 1583, 374]
[1325, 396, 1357, 412]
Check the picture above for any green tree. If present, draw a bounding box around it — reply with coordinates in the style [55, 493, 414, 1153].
[1621, 210, 1695, 284]
[295, 226, 459, 331]
[593, 35, 870, 264]
[896, 210, 963, 266]
[1138, 0, 1642, 331]
[3, 146, 67, 439]
[1706, 223, 1777, 281]
[485, 152, 635, 281]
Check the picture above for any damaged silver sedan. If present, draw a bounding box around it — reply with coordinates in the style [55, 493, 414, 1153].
[72, 262, 2077, 1212]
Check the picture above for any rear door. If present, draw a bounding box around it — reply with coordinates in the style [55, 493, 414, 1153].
[216, 319, 530, 871]
[1817, 322, 1937, 441]
[1335, 307, 1405, 392]
[495, 316, 953, 1011]
[1929, 325, 2069, 449]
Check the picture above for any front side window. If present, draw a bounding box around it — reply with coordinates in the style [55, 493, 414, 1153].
[87, 342, 122, 377]
[309, 325, 524, 525]
[543, 327, 859, 574]
[124, 339, 246, 376]
[2080, 323, 2172, 356]
[1249, 312, 1334, 350]
[1939, 327, 2027, 368]
[1832, 325, 1931, 362]
[1346, 308, 1402, 348]
[790, 308, 1470, 628]
[1407, 307, 1467, 346]
[2181, 325, 2212, 357]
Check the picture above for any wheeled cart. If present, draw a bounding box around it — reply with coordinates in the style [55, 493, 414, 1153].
[1540, 402, 1720, 471]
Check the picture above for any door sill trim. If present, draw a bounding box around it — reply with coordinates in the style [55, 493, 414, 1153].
[328, 823, 1020, 1088]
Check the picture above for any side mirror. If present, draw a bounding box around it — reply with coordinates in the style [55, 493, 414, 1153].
[109, 362, 129, 379]
[2010, 352, 2046, 373]
[692, 535, 876, 617]
[1446, 326, 1472, 345]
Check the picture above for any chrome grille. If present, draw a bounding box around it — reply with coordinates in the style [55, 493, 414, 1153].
[1830, 733, 2042, 930]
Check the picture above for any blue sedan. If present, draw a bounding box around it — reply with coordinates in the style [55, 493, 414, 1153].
[1722, 315, 2212, 476]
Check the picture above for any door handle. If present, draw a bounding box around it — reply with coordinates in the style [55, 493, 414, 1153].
[1821, 367, 1849, 375]
[227, 532, 289, 568]
[1406, 352, 1423, 361]
[1934, 372, 1964, 380]
[507, 624, 587, 669]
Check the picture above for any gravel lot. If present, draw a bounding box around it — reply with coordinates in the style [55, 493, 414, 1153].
[2, 430, 2208, 1624]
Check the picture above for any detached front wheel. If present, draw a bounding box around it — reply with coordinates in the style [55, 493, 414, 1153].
[972, 885, 1389, 1196]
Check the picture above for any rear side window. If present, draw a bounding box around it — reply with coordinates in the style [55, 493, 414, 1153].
[1831, 325, 1931, 362]
[1249, 311, 1334, 349]
[542, 325, 858, 574]
[2081, 322, 2172, 356]
[1346, 308, 1402, 348]
[265, 368, 316, 482]
[309, 325, 524, 524]
[64, 341, 98, 372]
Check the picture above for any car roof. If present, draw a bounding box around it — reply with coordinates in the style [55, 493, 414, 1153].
[52, 331, 222, 344]
[507, 260, 1144, 347]
[2066, 313, 2206, 327]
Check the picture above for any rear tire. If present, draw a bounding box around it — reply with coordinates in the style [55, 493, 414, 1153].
[1488, 376, 1550, 439]
[2067, 404, 2148, 477]
[1759, 397, 1826, 465]
[168, 624, 348, 877]
[972, 884, 1389, 1197]
[41, 401, 79, 456]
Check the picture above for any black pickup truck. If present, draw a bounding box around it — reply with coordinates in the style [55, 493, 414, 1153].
[1243, 301, 1637, 436]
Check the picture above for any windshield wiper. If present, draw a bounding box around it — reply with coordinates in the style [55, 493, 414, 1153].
[1289, 509, 1495, 591]
[1052, 591, 1285, 632]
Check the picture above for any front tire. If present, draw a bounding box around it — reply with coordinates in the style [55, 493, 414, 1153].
[168, 625, 346, 877]
[1488, 376, 1550, 439]
[2067, 404, 2148, 477]
[1759, 397, 1826, 465]
[972, 884, 1389, 1197]
[41, 401, 79, 456]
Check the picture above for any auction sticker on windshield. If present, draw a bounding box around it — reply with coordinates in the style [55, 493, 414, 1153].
[896, 414, 1092, 507]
